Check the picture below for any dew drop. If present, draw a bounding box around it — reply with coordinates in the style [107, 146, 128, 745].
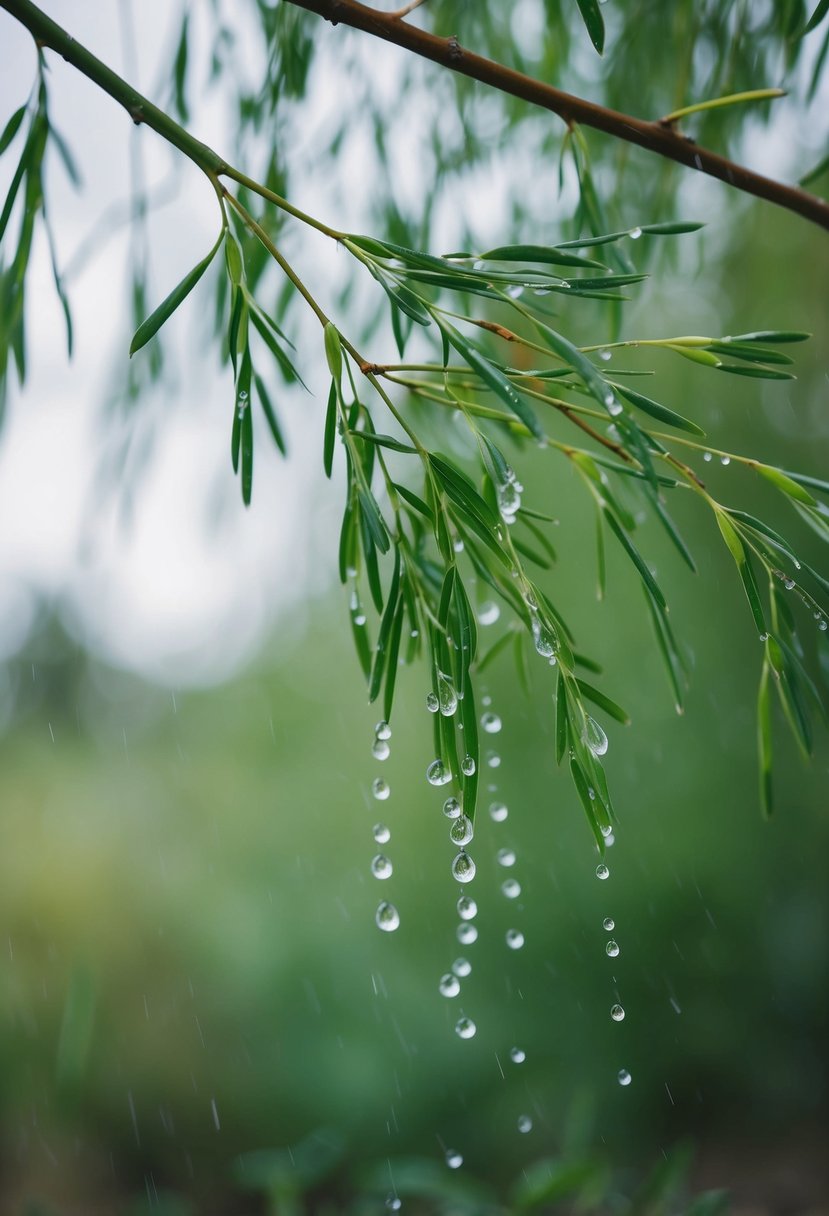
[478, 601, 501, 626]
[486, 750, 501, 769]
[517, 1114, 533, 1133]
[461, 754, 476, 776]
[371, 854, 393, 880]
[457, 895, 477, 920]
[489, 802, 509, 823]
[450, 815, 474, 847]
[385, 1195, 402, 1211]
[439, 973, 460, 998]
[606, 939, 620, 957]
[437, 670, 458, 716]
[497, 848, 516, 868]
[372, 778, 391, 801]
[372, 738, 391, 760]
[443, 796, 462, 820]
[452, 851, 476, 883]
[506, 928, 525, 950]
[628, 226, 642, 240]
[427, 759, 452, 786]
[530, 612, 556, 658]
[605, 392, 623, 416]
[820, 620, 828, 632]
[375, 720, 392, 740]
[453, 538, 464, 553]
[596, 863, 610, 880]
[426, 692, 440, 713]
[611, 1004, 625, 1022]
[373, 823, 391, 844]
[497, 480, 522, 521]
[602, 916, 615, 932]
[481, 711, 502, 734]
[784, 578, 796, 590]
[721, 455, 731, 466]
[455, 1016, 477, 1039]
[585, 716, 609, 757]
[457, 922, 478, 945]
[375, 901, 400, 932]
[452, 957, 471, 978]
[617, 1068, 632, 1087]
[599, 348, 612, 362]
[507, 284, 524, 299]
[445, 1149, 463, 1169]
[501, 878, 521, 899]
[510, 1046, 526, 1064]
[703, 451, 713, 463]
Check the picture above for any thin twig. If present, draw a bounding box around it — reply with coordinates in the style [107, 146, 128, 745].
[388, 0, 426, 18]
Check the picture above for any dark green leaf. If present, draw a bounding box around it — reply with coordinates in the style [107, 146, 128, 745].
[369, 549, 401, 703]
[438, 319, 544, 440]
[394, 482, 434, 522]
[481, 243, 606, 269]
[352, 431, 418, 455]
[603, 509, 666, 607]
[614, 384, 705, 435]
[0, 105, 26, 157]
[758, 662, 773, 818]
[130, 232, 222, 355]
[575, 0, 605, 52]
[576, 679, 630, 724]
[323, 380, 337, 478]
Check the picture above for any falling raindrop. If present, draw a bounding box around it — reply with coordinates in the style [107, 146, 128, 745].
[461, 755, 476, 776]
[455, 1016, 477, 1039]
[497, 848, 516, 868]
[510, 1046, 526, 1064]
[501, 878, 521, 899]
[490, 802, 509, 822]
[481, 712, 502, 734]
[457, 923, 478, 945]
[506, 929, 525, 950]
[443, 797, 462, 820]
[602, 917, 615, 931]
[450, 816, 474, 847]
[611, 1004, 625, 1021]
[375, 901, 400, 932]
[375, 721, 392, 741]
[596, 863, 610, 880]
[372, 778, 391, 801]
[457, 895, 477, 920]
[452, 851, 477, 883]
[439, 973, 461, 998]
[426, 692, 440, 713]
[371, 854, 393, 880]
[618, 1069, 632, 1086]
[445, 1149, 463, 1169]
[478, 601, 500, 626]
[606, 939, 620, 957]
[437, 671, 459, 716]
[517, 1114, 533, 1133]
[585, 717, 609, 757]
[486, 750, 501, 769]
[452, 957, 472, 978]
[372, 738, 391, 760]
[427, 759, 452, 786]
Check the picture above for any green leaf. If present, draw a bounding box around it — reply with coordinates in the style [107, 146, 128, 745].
[129, 231, 222, 355]
[614, 384, 705, 435]
[352, 431, 418, 455]
[394, 482, 434, 523]
[603, 509, 666, 607]
[717, 362, 795, 380]
[532, 318, 621, 415]
[324, 321, 343, 381]
[323, 381, 337, 478]
[349, 591, 372, 681]
[172, 13, 190, 122]
[240, 399, 253, 506]
[802, 0, 829, 35]
[575, 0, 605, 52]
[575, 679, 630, 724]
[480, 243, 606, 269]
[437, 319, 544, 440]
[558, 221, 703, 248]
[383, 595, 406, 722]
[757, 464, 817, 506]
[758, 662, 773, 818]
[0, 105, 26, 157]
[369, 549, 401, 703]
[555, 668, 569, 763]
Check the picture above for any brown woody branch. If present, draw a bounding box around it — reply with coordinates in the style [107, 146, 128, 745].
[286, 0, 829, 234]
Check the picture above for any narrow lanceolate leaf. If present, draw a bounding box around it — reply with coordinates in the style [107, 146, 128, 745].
[603, 510, 666, 607]
[324, 322, 343, 382]
[382, 595, 406, 722]
[349, 592, 372, 680]
[129, 231, 222, 355]
[758, 663, 773, 818]
[613, 384, 705, 435]
[532, 318, 620, 414]
[393, 482, 434, 523]
[323, 381, 337, 478]
[802, 0, 829, 35]
[368, 549, 401, 703]
[555, 668, 569, 764]
[480, 243, 606, 270]
[437, 319, 544, 440]
[557, 221, 704, 248]
[352, 431, 418, 455]
[240, 401, 253, 506]
[575, 0, 605, 52]
[757, 464, 818, 506]
[0, 105, 26, 158]
[718, 513, 767, 635]
[575, 680, 630, 725]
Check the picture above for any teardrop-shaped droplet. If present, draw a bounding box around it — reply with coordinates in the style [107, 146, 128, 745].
[481, 711, 502, 734]
[509, 1046, 526, 1064]
[437, 670, 458, 717]
[497, 848, 516, 868]
[477, 601, 500, 626]
[375, 901, 400, 932]
[452, 851, 476, 883]
[457, 922, 478, 945]
[443, 796, 462, 820]
[606, 939, 620, 957]
[517, 1114, 533, 1133]
[450, 815, 474, 847]
[596, 863, 610, 880]
[628, 226, 642, 240]
[373, 823, 391, 844]
[371, 854, 393, 880]
[426, 692, 440, 713]
[372, 738, 391, 761]
[585, 716, 609, 757]
[461, 754, 476, 776]
[427, 759, 452, 787]
[455, 1016, 476, 1039]
[372, 778, 391, 801]
[452, 957, 471, 978]
[445, 1149, 463, 1169]
[602, 916, 615, 931]
[486, 750, 501, 769]
[457, 895, 477, 920]
[489, 802, 508, 822]
[530, 612, 556, 658]
[506, 928, 525, 950]
[439, 972, 460, 998]
[610, 1004, 625, 1022]
[501, 878, 521, 899]
[375, 720, 392, 740]
[618, 1068, 632, 1086]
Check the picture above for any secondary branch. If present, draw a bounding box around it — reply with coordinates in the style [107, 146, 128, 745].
[285, 0, 829, 234]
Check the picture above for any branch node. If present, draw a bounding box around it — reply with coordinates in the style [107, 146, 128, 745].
[447, 34, 463, 62]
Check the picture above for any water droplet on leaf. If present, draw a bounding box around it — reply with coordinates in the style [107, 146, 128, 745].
[443, 796, 462, 820]
[427, 759, 452, 786]
[585, 716, 609, 757]
[461, 754, 476, 776]
[450, 815, 474, 847]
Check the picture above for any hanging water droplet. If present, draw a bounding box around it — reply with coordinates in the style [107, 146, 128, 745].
[510, 1046, 526, 1064]
[375, 720, 392, 740]
[783, 578, 796, 590]
[450, 815, 474, 847]
[461, 754, 476, 776]
[497, 848, 516, 868]
[606, 939, 620, 957]
[453, 538, 464, 553]
[372, 738, 391, 760]
[501, 878, 521, 899]
[477, 601, 500, 626]
[596, 863, 610, 880]
[617, 1069, 632, 1086]
[455, 1016, 477, 1039]
[486, 750, 501, 769]
[703, 451, 713, 463]
[426, 692, 440, 713]
[457, 922, 478, 945]
[375, 901, 400, 932]
[610, 1004, 625, 1022]
[720, 456, 731, 466]
[427, 759, 452, 786]
[506, 928, 525, 950]
[445, 1149, 463, 1169]
[372, 778, 391, 801]
[452, 851, 476, 883]
[457, 895, 477, 920]
[530, 612, 556, 658]
[506, 284, 524, 299]
[604, 392, 623, 416]
[385, 1195, 402, 1211]
[585, 716, 609, 757]
[602, 917, 615, 931]
[517, 1114, 533, 1133]
[437, 671, 458, 716]
[443, 797, 462, 820]
[820, 619, 828, 632]
[439, 972, 460, 998]
[628, 226, 642, 240]
[489, 802, 509, 822]
[452, 957, 471, 978]
[371, 854, 393, 880]
[355, 611, 367, 626]
[599, 348, 612, 362]
[497, 479, 522, 521]
[480, 712, 502, 734]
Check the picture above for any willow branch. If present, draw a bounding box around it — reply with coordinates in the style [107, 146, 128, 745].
[285, 0, 829, 234]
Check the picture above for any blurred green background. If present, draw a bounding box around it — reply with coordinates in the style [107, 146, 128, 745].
[0, 194, 827, 1215]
